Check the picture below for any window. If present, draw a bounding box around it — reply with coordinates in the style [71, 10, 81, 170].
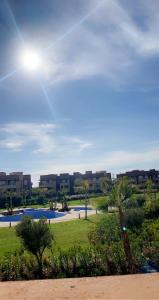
[8, 180, 16, 185]
[0, 181, 6, 186]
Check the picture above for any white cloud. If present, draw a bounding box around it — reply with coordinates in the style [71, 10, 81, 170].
[0, 122, 57, 153]
[31, 145, 159, 186]
[63, 136, 92, 152]
[3, 140, 25, 152]
[41, 0, 159, 87]
[104, 148, 159, 167]
[0, 122, 92, 154]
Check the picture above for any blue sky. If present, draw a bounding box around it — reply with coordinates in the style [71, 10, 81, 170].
[1, 0, 159, 186]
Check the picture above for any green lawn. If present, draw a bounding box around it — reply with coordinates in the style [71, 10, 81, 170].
[0, 214, 103, 259]
[0, 195, 106, 211]
[68, 196, 106, 207]
[89, 196, 107, 208]
[67, 199, 84, 206]
[0, 227, 21, 258]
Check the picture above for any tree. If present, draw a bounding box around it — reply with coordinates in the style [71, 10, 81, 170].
[36, 187, 48, 206]
[110, 177, 136, 273]
[57, 189, 69, 211]
[0, 188, 7, 209]
[5, 191, 16, 215]
[16, 217, 54, 277]
[145, 180, 155, 199]
[144, 180, 159, 218]
[100, 177, 111, 195]
[124, 208, 145, 230]
[46, 189, 57, 210]
[22, 189, 31, 207]
[74, 179, 89, 220]
[88, 214, 128, 274]
[98, 177, 112, 211]
[88, 214, 121, 246]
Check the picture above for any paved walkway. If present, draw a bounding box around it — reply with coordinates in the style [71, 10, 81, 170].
[0, 273, 159, 300]
[0, 207, 98, 227]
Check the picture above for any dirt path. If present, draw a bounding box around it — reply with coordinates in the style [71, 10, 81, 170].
[0, 273, 159, 300]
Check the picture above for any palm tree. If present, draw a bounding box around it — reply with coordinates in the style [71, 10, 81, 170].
[47, 189, 57, 210]
[6, 191, 15, 215]
[0, 188, 7, 210]
[145, 179, 156, 200]
[74, 179, 89, 219]
[100, 177, 111, 195]
[144, 179, 159, 217]
[110, 177, 136, 273]
[22, 189, 30, 207]
[16, 217, 54, 278]
[36, 187, 48, 207]
[57, 188, 69, 211]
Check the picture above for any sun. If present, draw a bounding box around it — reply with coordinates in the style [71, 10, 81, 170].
[20, 49, 42, 72]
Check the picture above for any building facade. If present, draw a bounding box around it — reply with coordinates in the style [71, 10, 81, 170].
[0, 172, 32, 196]
[117, 169, 159, 188]
[39, 170, 111, 194]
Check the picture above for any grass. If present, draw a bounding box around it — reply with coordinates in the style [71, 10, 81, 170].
[0, 195, 107, 258]
[0, 214, 103, 259]
[68, 196, 106, 207]
[67, 199, 84, 206]
[89, 196, 107, 207]
[0, 227, 21, 258]
[0, 195, 107, 211]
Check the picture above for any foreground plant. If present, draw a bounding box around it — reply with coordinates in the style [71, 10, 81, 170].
[109, 177, 136, 273]
[16, 216, 54, 277]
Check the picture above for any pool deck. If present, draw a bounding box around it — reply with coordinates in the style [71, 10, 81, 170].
[0, 207, 98, 227]
[0, 273, 159, 300]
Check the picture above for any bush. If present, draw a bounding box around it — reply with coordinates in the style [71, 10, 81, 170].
[124, 208, 145, 230]
[144, 195, 159, 219]
[124, 194, 145, 209]
[0, 253, 22, 281]
[0, 245, 129, 281]
[88, 214, 120, 246]
[49, 246, 106, 278]
[0, 251, 40, 281]
[141, 219, 159, 248]
[16, 217, 54, 277]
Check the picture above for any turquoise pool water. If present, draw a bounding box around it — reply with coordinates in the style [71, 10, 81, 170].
[0, 209, 65, 222]
[73, 207, 92, 211]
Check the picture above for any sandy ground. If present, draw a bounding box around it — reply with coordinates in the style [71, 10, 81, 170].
[0, 208, 97, 227]
[0, 273, 159, 300]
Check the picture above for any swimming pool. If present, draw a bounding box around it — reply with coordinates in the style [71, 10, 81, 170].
[0, 209, 65, 222]
[73, 207, 92, 211]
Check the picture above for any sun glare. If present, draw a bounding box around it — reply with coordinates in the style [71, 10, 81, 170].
[21, 49, 42, 71]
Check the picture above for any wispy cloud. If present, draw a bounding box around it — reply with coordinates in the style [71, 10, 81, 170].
[0, 122, 92, 154]
[41, 0, 159, 88]
[0, 122, 57, 153]
[104, 148, 159, 168]
[63, 136, 92, 152]
[30, 145, 159, 185]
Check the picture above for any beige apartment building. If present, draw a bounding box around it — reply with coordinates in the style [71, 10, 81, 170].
[39, 170, 111, 194]
[117, 169, 159, 189]
[0, 172, 32, 196]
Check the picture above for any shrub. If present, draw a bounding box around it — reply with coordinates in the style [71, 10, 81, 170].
[0, 253, 21, 281]
[88, 214, 120, 246]
[16, 217, 54, 277]
[124, 194, 145, 209]
[144, 195, 159, 219]
[0, 251, 40, 281]
[124, 208, 145, 230]
[0, 244, 134, 281]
